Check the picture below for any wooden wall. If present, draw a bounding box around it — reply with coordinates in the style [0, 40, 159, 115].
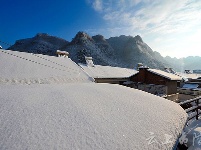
[130, 68, 178, 95]
[130, 69, 167, 85]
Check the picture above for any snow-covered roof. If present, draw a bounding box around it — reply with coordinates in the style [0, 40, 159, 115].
[0, 83, 187, 150]
[177, 72, 201, 79]
[85, 56, 95, 67]
[79, 63, 138, 78]
[0, 49, 94, 84]
[148, 69, 182, 80]
[56, 50, 69, 55]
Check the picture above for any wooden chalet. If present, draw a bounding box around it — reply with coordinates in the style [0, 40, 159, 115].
[130, 67, 182, 101]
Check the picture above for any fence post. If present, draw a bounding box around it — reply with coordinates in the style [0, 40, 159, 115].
[196, 99, 199, 120]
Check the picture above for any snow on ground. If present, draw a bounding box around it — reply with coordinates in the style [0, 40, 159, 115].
[0, 49, 188, 149]
[0, 49, 93, 84]
[0, 83, 187, 150]
[79, 63, 138, 78]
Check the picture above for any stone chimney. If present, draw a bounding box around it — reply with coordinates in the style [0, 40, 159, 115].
[56, 50, 69, 58]
[137, 63, 149, 71]
[135, 63, 143, 70]
[85, 56, 95, 67]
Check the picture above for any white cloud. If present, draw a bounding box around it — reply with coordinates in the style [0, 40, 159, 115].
[88, 0, 103, 12]
[94, 0, 103, 11]
[88, 0, 201, 58]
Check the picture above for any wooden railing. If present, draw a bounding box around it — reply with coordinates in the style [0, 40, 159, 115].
[179, 96, 201, 121]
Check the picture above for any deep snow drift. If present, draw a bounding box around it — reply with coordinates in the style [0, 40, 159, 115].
[0, 83, 187, 150]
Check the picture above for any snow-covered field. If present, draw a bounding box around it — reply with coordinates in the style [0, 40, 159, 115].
[0, 49, 187, 149]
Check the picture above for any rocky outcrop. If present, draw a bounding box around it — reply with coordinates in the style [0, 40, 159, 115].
[107, 35, 168, 69]
[61, 32, 118, 66]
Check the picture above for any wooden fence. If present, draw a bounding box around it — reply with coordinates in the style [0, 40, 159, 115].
[179, 96, 201, 121]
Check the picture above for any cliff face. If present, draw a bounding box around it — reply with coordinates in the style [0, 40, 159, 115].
[107, 35, 168, 69]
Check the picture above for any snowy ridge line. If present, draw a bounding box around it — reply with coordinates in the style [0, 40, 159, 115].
[31, 53, 80, 72]
[0, 76, 90, 85]
[0, 50, 78, 73]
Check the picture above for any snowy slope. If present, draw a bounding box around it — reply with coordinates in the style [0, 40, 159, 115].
[0, 49, 93, 84]
[0, 83, 187, 150]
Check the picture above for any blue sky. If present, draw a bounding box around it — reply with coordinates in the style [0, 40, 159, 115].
[0, 0, 201, 58]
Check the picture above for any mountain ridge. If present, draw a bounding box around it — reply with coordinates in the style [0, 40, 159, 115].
[8, 33, 69, 56]
[7, 32, 201, 71]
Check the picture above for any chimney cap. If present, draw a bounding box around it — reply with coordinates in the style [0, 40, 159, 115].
[85, 56, 93, 60]
[85, 56, 95, 67]
[139, 66, 149, 70]
[56, 50, 69, 58]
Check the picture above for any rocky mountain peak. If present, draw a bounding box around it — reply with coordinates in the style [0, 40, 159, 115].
[134, 35, 143, 43]
[92, 34, 108, 44]
[92, 34, 104, 40]
[71, 31, 94, 44]
[34, 33, 68, 43]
